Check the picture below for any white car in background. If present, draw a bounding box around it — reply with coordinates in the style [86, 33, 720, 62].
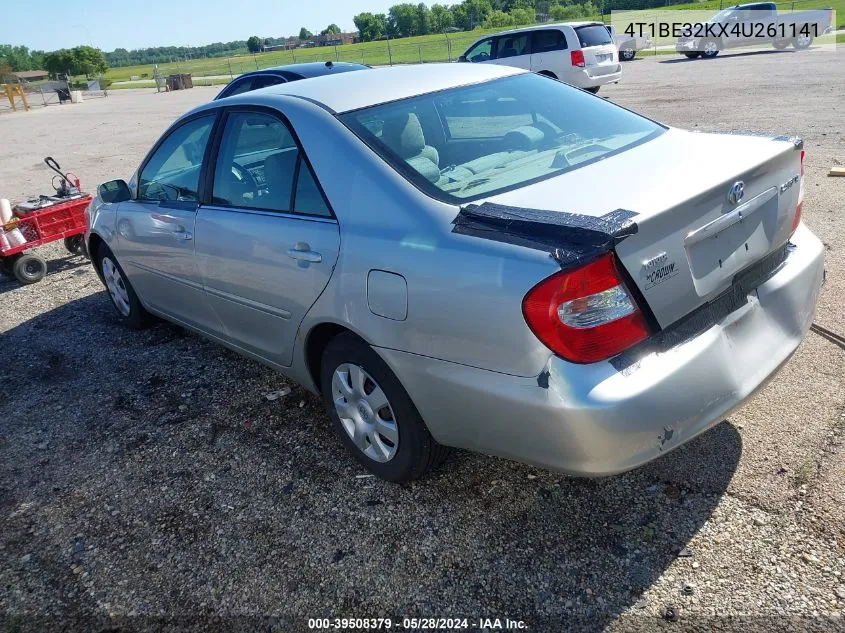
[459, 22, 621, 93]
[606, 24, 653, 61]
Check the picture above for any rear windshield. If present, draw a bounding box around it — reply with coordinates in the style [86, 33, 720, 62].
[575, 25, 612, 47]
[340, 73, 664, 203]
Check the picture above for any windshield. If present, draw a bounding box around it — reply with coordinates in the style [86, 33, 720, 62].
[340, 74, 664, 203]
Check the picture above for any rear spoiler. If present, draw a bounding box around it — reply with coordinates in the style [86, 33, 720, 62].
[714, 130, 804, 150]
[453, 202, 639, 270]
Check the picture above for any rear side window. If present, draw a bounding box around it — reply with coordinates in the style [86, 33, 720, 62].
[220, 77, 255, 98]
[574, 25, 612, 48]
[251, 75, 286, 90]
[532, 30, 567, 53]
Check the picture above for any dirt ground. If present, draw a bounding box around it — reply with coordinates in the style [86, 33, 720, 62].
[1, 48, 845, 633]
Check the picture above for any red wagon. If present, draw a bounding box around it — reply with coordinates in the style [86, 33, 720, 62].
[1, 158, 91, 285]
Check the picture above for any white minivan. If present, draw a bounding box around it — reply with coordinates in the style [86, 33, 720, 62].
[459, 22, 621, 93]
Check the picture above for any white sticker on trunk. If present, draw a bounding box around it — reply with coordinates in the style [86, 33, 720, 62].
[640, 252, 679, 290]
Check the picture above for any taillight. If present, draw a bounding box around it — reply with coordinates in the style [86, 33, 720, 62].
[792, 149, 805, 233]
[522, 253, 651, 364]
[571, 50, 586, 67]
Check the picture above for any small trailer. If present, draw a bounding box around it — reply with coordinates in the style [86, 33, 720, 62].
[0, 157, 91, 285]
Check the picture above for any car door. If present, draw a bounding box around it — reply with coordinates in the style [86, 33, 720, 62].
[194, 108, 340, 367]
[489, 32, 533, 71]
[530, 29, 567, 75]
[116, 113, 222, 332]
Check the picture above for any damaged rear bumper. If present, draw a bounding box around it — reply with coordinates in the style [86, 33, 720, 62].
[377, 223, 824, 476]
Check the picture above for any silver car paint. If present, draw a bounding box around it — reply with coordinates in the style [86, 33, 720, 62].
[87, 64, 824, 475]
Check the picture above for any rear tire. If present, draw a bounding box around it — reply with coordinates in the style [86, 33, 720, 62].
[620, 47, 636, 61]
[63, 235, 87, 257]
[772, 40, 790, 50]
[95, 245, 150, 329]
[320, 332, 448, 482]
[793, 34, 813, 50]
[13, 253, 47, 284]
[684, 52, 701, 59]
[585, 86, 600, 94]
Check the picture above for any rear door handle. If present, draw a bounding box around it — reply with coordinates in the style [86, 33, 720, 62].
[172, 230, 193, 241]
[287, 247, 322, 263]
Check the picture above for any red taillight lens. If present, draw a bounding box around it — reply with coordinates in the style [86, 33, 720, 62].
[792, 149, 805, 233]
[522, 253, 651, 364]
[571, 50, 586, 67]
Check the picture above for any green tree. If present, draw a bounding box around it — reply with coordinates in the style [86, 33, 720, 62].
[354, 12, 388, 41]
[388, 4, 419, 37]
[71, 45, 108, 77]
[299, 27, 313, 39]
[484, 9, 513, 27]
[509, 6, 535, 24]
[430, 4, 455, 31]
[43, 49, 76, 77]
[246, 36, 262, 52]
[320, 24, 342, 36]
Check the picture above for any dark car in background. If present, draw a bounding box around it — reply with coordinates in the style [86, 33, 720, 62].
[214, 61, 369, 100]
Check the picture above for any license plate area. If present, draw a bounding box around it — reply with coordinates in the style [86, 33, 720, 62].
[685, 187, 780, 297]
[596, 53, 612, 63]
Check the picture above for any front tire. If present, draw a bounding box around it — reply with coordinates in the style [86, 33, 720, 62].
[585, 86, 600, 94]
[320, 332, 448, 482]
[701, 39, 720, 58]
[684, 52, 701, 59]
[620, 47, 636, 61]
[96, 245, 150, 329]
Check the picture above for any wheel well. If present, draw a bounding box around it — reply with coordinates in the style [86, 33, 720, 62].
[88, 233, 105, 279]
[305, 323, 356, 393]
[537, 70, 557, 79]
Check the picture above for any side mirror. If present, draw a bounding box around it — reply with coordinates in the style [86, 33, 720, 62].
[98, 179, 132, 204]
[458, 55, 468, 62]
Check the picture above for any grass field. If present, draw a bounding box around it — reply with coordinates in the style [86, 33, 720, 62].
[102, 0, 841, 88]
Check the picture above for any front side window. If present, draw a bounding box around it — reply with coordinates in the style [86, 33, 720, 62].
[212, 111, 330, 217]
[220, 77, 255, 98]
[465, 38, 493, 62]
[533, 30, 567, 53]
[495, 33, 530, 59]
[138, 115, 215, 202]
[341, 73, 664, 203]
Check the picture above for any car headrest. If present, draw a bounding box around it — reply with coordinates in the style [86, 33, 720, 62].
[382, 112, 426, 159]
[263, 150, 299, 209]
[503, 125, 547, 151]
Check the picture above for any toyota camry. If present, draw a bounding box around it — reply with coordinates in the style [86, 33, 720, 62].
[86, 63, 824, 482]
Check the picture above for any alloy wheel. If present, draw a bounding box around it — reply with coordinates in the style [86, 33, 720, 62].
[102, 256, 131, 317]
[331, 363, 399, 463]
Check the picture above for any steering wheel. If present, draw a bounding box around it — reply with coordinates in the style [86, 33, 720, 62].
[230, 161, 259, 193]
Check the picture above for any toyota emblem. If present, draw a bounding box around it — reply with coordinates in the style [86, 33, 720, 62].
[727, 181, 745, 205]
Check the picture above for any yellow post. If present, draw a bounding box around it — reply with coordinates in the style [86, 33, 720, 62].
[2, 84, 30, 112]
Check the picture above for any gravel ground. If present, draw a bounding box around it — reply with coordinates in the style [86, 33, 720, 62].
[2, 49, 845, 633]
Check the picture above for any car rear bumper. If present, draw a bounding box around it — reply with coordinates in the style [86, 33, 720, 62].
[378, 223, 824, 476]
[569, 65, 622, 88]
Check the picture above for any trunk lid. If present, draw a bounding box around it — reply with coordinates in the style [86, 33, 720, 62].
[484, 129, 803, 328]
[574, 24, 617, 66]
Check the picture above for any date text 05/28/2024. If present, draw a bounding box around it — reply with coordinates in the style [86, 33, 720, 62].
[308, 617, 528, 630]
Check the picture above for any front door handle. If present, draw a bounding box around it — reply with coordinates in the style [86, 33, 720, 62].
[287, 247, 322, 263]
[172, 230, 193, 241]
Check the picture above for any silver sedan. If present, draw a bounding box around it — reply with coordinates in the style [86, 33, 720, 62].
[86, 63, 824, 482]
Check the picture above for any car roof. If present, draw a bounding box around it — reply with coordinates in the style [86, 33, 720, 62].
[239, 61, 368, 79]
[477, 21, 603, 38]
[249, 62, 525, 113]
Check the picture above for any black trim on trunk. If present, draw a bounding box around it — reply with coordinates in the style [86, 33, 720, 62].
[452, 202, 639, 270]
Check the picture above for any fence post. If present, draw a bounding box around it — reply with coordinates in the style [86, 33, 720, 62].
[335, 45, 339, 61]
[419, 46, 423, 63]
[227, 59, 233, 80]
[388, 38, 393, 65]
[361, 50, 365, 64]
[447, 38, 452, 62]
[40, 87, 47, 106]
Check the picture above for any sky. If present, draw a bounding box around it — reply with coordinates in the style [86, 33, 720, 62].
[6, 0, 398, 52]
